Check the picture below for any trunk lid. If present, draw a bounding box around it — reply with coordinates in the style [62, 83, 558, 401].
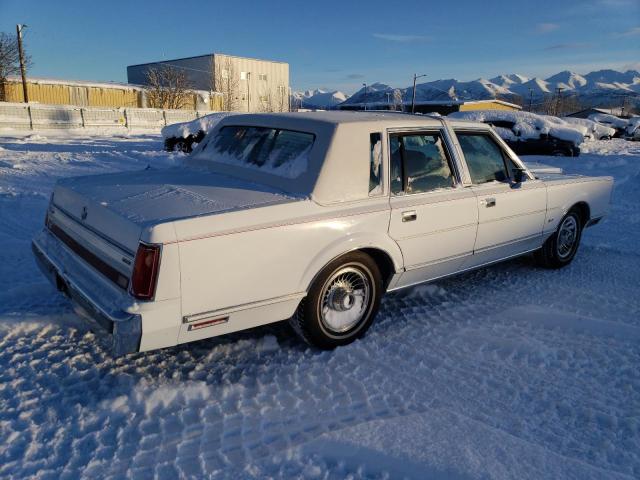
[52, 167, 298, 251]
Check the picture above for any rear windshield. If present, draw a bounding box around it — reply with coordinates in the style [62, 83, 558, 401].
[201, 126, 315, 178]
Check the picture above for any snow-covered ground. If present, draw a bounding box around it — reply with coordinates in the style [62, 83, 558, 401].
[1, 133, 639, 479]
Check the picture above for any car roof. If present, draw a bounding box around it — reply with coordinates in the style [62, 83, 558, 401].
[220, 111, 489, 131]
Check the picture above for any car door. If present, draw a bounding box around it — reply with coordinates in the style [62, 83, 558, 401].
[454, 129, 547, 267]
[388, 129, 478, 289]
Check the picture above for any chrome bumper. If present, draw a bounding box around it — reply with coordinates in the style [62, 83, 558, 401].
[32, 238, 141, 356]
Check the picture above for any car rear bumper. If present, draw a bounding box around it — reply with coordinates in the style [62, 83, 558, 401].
[32, 230, 141, 356]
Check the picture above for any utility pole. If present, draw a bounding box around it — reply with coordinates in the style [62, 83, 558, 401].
[528, 88, 533, 112]
[16, 24, 29, 103]
[554, 87, 564, 116]
[411, 73, 427, 113]
[386, 92, 391, 110]
[362, 83, 367, 111]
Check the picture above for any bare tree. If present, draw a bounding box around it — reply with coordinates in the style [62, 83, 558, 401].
[212, 57, 240, 111]
[0, 31, 30, 101]
[392, 89, 403, 111]
[144, 65, 193, 110]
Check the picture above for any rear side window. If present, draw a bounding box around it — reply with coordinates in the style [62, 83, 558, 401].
[203, 126, 315, 178]
[456, 133, 509, 184]
[389, 132, 455, 195]
[369, 132, 383, 195]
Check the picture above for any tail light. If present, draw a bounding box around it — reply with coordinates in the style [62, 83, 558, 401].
[130, 243, 161, 300]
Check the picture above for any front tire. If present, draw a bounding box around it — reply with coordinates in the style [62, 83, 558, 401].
[534, 210, 582, 268]
[290, 252, 382, 349]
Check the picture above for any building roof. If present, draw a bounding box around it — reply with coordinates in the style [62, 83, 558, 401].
[6, 75, 143, 91]
[127, 52, 288, 69]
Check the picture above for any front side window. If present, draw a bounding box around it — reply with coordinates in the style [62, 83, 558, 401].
[456, 133, 509, 184]
[389, 132, 455, 195]
[202, 126, 314, 178]
[369, 133, 383, 195]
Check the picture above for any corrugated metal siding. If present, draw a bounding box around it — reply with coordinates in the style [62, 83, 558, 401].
[2, 80, 216, 111]
[88, 87, 139, 108]
[4, 82, 71, 104]
[213, 54, 289, 112]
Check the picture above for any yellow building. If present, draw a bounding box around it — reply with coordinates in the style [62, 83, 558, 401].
[1, 76, 222, 111]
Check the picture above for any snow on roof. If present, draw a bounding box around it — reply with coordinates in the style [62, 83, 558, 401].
[449, 110, 585, 146]
[587, 112, 628, 129]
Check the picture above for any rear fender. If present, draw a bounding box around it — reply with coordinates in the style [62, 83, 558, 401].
[298, 232, 404, 293]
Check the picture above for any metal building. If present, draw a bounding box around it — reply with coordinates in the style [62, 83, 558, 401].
[127, 53, 290, 112]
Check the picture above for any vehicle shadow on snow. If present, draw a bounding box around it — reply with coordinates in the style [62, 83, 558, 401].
[0, 135, 163, 153]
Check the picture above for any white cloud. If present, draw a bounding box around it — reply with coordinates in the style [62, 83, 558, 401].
[536, 23, 560, 33]
[372, 33, 431, 42]
[615, 26, 640, 37]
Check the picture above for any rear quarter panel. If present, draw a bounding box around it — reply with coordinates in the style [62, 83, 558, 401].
[173, 198, 401, 330]
[543, 176, 613, 234]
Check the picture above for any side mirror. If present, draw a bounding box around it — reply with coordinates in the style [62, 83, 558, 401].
[513, 167, 527, 183]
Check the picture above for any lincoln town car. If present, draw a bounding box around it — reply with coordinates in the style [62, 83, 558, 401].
[32, 112, 614, 355]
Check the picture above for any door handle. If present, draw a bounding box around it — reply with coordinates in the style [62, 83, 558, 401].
[402, 210, 417, 222]
[482, 197, 496, 208]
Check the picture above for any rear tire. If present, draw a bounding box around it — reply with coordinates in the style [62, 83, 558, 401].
[534, 210, 582, 268]
[290, 252, 382, 349]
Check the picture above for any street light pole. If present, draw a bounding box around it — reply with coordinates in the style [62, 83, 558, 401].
[528, 88, 533, 112]
[411, 73, 427, 113]
[16, 24, 29, 103]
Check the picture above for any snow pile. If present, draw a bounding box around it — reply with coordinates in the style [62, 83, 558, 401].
[449, 110, 585, 146]
[1, 133, 640, 478]
[161, 112, 241, 139]
[562, 117, 616, 139]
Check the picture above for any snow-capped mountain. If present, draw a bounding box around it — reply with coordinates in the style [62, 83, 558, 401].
[292, 89, 347, 109]
[489, 74, 530, 88]
[545, 71, 588, 90]
[320, 69, 640, 109]
[340, 83, 396, 104]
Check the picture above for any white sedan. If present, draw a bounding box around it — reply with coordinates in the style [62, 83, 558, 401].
[32, 112, 614, 355]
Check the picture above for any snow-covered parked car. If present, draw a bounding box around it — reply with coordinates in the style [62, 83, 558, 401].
[449, 110, 584, 156]
[562, 117, 616, 140]
[587, 113, 628, 138]
[624, 117, 640, 141]
[162, 112, 238, 152]
[32, 112, 613, 355]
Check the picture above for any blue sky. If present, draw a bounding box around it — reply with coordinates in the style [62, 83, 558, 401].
[1, 0, 638, 94]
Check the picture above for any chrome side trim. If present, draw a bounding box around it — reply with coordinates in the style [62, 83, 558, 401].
[183, 292, 306, 324]
[474, 233, 543, 254]
[404, 251, 473, 271]
[174, 204, 390, 244]
[387, 247, 540, 293]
